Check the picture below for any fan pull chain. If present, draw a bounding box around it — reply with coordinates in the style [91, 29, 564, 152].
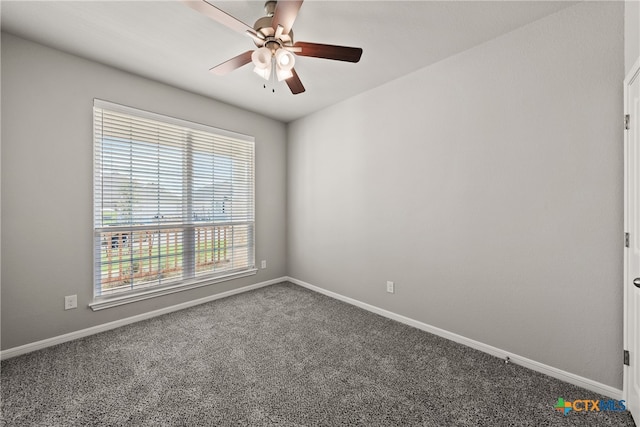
[260, 56, 277, 94]
[271, 56, 276, 93]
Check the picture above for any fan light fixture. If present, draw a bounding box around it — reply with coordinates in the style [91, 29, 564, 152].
[275, 49, 295, 81]
[251, 46, 295, 82]
[251, 46, 271, 79]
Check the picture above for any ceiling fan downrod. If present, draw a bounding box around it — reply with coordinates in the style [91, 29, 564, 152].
[264, 1, 276, 17]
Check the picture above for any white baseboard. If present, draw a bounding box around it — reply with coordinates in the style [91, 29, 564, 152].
[286, 276, 623, 400]
[2, 275, 624, 401]
[0, 276, 287, 361]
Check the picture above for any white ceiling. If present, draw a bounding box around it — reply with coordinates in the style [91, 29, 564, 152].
[1, 0, 577, 122]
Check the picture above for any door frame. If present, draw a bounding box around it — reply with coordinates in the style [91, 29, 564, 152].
[624, 56, 640, 413]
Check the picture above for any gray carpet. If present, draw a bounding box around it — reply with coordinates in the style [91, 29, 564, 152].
[0, 282, 636, 426]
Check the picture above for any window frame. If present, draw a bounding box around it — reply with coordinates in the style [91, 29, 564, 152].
[90, 99, 256, 311]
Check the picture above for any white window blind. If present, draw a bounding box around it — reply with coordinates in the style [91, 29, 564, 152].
[93, 100, 255, 305]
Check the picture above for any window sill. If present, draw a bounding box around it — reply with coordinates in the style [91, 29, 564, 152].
[89, 269, 258, 311]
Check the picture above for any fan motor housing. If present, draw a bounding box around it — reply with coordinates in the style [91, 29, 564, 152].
[253, 2, 294, 48]
[253, 16, 274, 39]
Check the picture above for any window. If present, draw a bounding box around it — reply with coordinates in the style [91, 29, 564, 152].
[92, 100, 255, 309]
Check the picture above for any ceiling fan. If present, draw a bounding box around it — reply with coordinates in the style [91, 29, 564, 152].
[182, 0, 363, 94]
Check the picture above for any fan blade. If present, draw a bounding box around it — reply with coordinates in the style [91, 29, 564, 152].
[293, 41, 363, 63]
[182, 0, 254, 35]
[209, 51, 254, 75]
[271, 0, 303, 35]
[246, 30, 265, 46]
[285, 68, 305, 94]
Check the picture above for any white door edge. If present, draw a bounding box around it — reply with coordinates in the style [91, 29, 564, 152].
[623, 54, 640, 412]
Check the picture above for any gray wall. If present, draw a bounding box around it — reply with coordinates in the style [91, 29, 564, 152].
[626, 0, 640, 75]
[1, 33, 287, 350]
[288, 1, 624, 388]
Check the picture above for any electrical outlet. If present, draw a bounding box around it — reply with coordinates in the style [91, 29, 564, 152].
[64, 295, 77, 310]
[386, 281, 394, 294]
[261, 260, 267, 269]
